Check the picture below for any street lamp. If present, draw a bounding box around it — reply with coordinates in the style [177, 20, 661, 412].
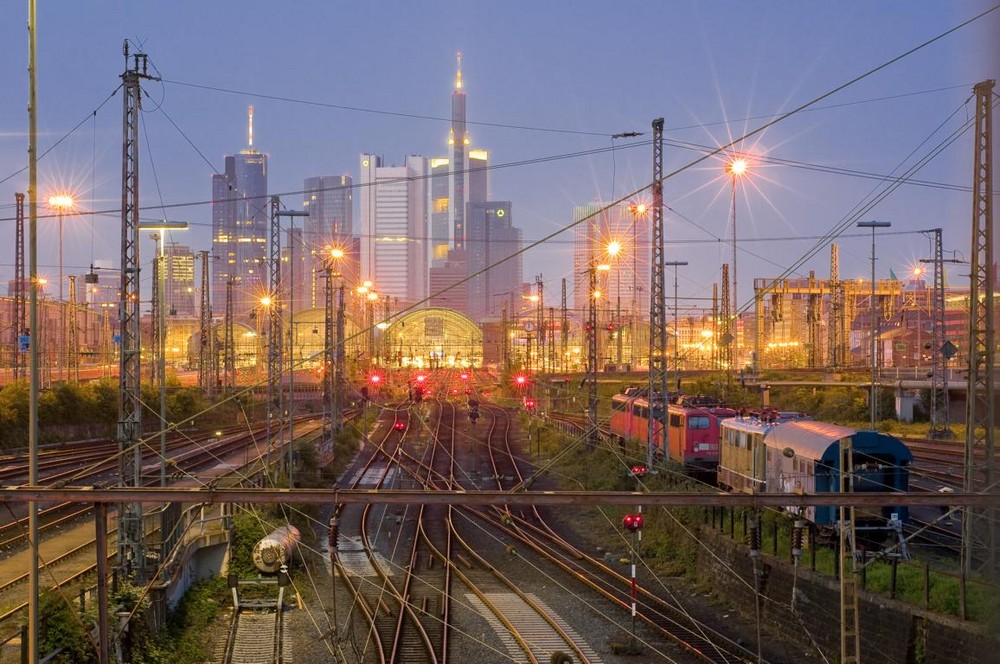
[726, 158, 748, 370]
[857, 220, 891, 430]
[47, 194, 73, 381]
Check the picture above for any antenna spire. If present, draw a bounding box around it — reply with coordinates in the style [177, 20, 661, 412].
[248, 105, 254, 147]
[455, 51, 463, 91]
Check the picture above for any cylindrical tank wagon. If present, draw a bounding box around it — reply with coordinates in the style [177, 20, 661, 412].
[252, 525, 301, 574]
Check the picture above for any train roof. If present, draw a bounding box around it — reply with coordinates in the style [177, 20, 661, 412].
[720, 416, 778, 434]
[764, 421, 913, 463]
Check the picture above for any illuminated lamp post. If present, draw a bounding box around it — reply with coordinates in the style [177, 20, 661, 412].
[726, 158, 748, 371]
[47, 194, 73, 381]
[857, 220, 891, 430]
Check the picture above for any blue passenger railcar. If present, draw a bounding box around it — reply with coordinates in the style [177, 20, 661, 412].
[719, 418, 913, 534]
[764, 421, 913, 529]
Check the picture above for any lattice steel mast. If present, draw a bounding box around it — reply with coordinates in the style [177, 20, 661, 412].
[561, 278, 568, 372]
[586, 265, 599, 447]
[647, 118, 667, 468]
[14, 193, 26, 381]
[198, 250, 213, 397]
[961, 79, 996, 605]
[117, 43, 158, 582]
[920, 229, 955, 439]
[828, 244, 844, 368]
[67, 276, 78, 381]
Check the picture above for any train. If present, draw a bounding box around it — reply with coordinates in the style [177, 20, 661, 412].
[609, 391, 736, 474]
[252, 525, 301, 574]
[717, 417, 913, 538]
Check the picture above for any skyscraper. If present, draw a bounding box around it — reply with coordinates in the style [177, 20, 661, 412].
[466, 201, 522, 321]
[359, 154, 428, 306]
[430, 55, 489, 267]
[163, 243, 196, 317]
[303, 175, 353, 248]
[212, 106, 268, 321]
[303, 175, 353, 306]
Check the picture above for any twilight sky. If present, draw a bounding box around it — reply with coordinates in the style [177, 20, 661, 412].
[1, 1, 997, 317]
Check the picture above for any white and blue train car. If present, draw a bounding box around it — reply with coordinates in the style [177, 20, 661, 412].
[720, 419, 913, 533]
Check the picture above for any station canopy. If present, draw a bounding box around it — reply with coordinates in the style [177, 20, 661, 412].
[381, 307, 482, 369]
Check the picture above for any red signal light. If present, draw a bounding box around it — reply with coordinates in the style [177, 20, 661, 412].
[514, 375, 528, 388]
[415, 374, 426, 383]
[630, 464, 648, 478]
[460, 372, 468, 380]
[623, 513, 643, 532]
[394, 421, 405, 431]
[368, 373, 382, 384]
[525, 399, 536, 409]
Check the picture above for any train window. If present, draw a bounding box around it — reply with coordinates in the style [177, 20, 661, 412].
[669, 414, 682, 428]
[688, 416, 710, 429]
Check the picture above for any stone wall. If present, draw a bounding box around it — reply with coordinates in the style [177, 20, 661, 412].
[694, 529, 997, 663]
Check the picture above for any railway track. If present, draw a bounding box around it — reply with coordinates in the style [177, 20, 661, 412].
[0, 417, 327, 645]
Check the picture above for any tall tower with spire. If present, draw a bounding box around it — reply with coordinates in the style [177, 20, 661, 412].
[211, 106, 269, 320]
[430, 53, 488, 269]
[450, 52, 468, 250]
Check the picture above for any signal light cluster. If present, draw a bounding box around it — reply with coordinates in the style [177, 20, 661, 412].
[622, 513, 643, 532]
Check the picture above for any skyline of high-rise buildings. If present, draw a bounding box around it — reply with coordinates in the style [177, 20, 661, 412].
[200, 59, 528, 326]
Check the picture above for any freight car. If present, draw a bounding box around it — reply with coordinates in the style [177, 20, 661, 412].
[252, 525, 301, 574]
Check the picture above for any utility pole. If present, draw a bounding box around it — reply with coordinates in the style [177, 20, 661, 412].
[324, 263, 335, 445]
[535, 275, 544, 373]
[14, 193, 26, 381]
[838, 436, 861, 664]
[198, 251, 213, 397]
[117, 41, 159, 584]
[224, 279, 236, 391]
[150, 237, 161, 382]
[560, 278, 568, 373]
[26, 2, 40, 658]
[665, 261, 687, 391]
[720, 264, 733, 384]
[807, 271, 821, 369]
[267, 196, 283, 483]
[67, 276, 78, 381]
[647, 118, 667, 468]
[335, 285, 346, 436]
[828, 244, 844, 369]
[961, 79, 996, 612]
[586, 265, 599, 447]
[919, 228, 957, 439]
[711, 282, 718, 372]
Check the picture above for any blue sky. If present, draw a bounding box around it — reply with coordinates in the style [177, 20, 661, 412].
[1, 1, 997, 315]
